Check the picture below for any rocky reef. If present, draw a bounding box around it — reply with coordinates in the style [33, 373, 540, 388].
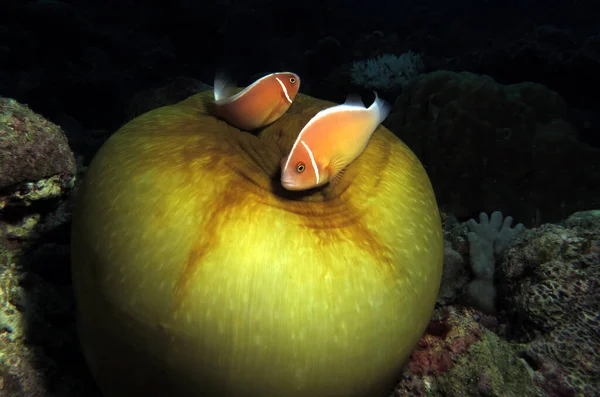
[0, 97, 99, 396]
[385, 71, 600, 226]
[0, 78, 598, 395]
[405, 209, 599, 396]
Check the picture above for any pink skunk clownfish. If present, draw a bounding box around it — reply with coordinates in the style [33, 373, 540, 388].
[212, 72, 300, 130]
[280, 92, 391, 191]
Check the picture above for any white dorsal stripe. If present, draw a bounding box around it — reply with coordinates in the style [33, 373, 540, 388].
[214, 72, 296, 105]
[275, 77, 292, 103]
[214, 73, 275, 105]
[300, 140, 320, 185]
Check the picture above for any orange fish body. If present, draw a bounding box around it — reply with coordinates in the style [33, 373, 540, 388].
[281, 92, 391, 191]
[213, 72, 300, 130]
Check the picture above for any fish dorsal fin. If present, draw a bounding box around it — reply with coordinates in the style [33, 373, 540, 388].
[344, 94, 365, 108]
[213, 72, 237, 102]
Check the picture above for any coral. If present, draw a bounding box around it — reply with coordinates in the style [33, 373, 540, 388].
[563, 209, 600, 230]
[350, 52, 424, 92]
[409, 210, 599, 396]
[70, 90, 444, 397]
[440, 331, 544, 397]
[499, 211, 600, 395]
[407, 306, 484, 376]
[395, 305, 544, 397]
[465, 211, 525, 313]
[385, 71, 600, 225]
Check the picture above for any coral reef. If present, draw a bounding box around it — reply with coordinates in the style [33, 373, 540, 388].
[385, 71, 600, 225]
[0, 78, 598, 396]
[394, 306, 543, 397]
[409, 209, 600, 396]
[499, 210, 600, 396]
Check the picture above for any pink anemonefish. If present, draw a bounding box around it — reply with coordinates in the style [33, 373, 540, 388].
[212, 72, 300, 130]
[280, 92, 391, 191]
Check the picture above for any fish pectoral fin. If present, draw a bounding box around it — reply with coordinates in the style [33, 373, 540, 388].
[327, 155, 350, 179]
[329, 166, 347, 187]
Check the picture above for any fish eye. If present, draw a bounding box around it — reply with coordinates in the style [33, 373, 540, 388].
[289, 77, 296, 84]
[295, 162, 305, 173]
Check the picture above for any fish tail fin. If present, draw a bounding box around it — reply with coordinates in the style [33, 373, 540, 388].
[213, 71, 236, 102]
[371, 91, 392, 124]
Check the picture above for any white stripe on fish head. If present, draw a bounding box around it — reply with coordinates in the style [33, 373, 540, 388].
[275, 77, 293, 104]
[283, 125, 306, 172]
[300, 140, 320, 185]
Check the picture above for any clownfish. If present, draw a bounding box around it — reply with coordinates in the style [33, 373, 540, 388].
[212, 72, 300, 130]
[280, 92, 391, 191]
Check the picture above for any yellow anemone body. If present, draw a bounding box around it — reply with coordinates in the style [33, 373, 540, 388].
[71, 91, 443, 397]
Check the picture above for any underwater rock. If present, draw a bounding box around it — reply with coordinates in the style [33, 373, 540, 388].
[0, 97, 76, 195]
[437, 239, 469, 306]
[403, 208, 599, 396]
[394, 305, 544, 397]
[448, 24, 600, 113]
[0, 98, 99, 395]
[70, 90, 444, 397]
[498, 214, 600, 396]
[0, 95, 77, 266]
[436, 213, 471, 306]
[386, 71, 600, 226]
